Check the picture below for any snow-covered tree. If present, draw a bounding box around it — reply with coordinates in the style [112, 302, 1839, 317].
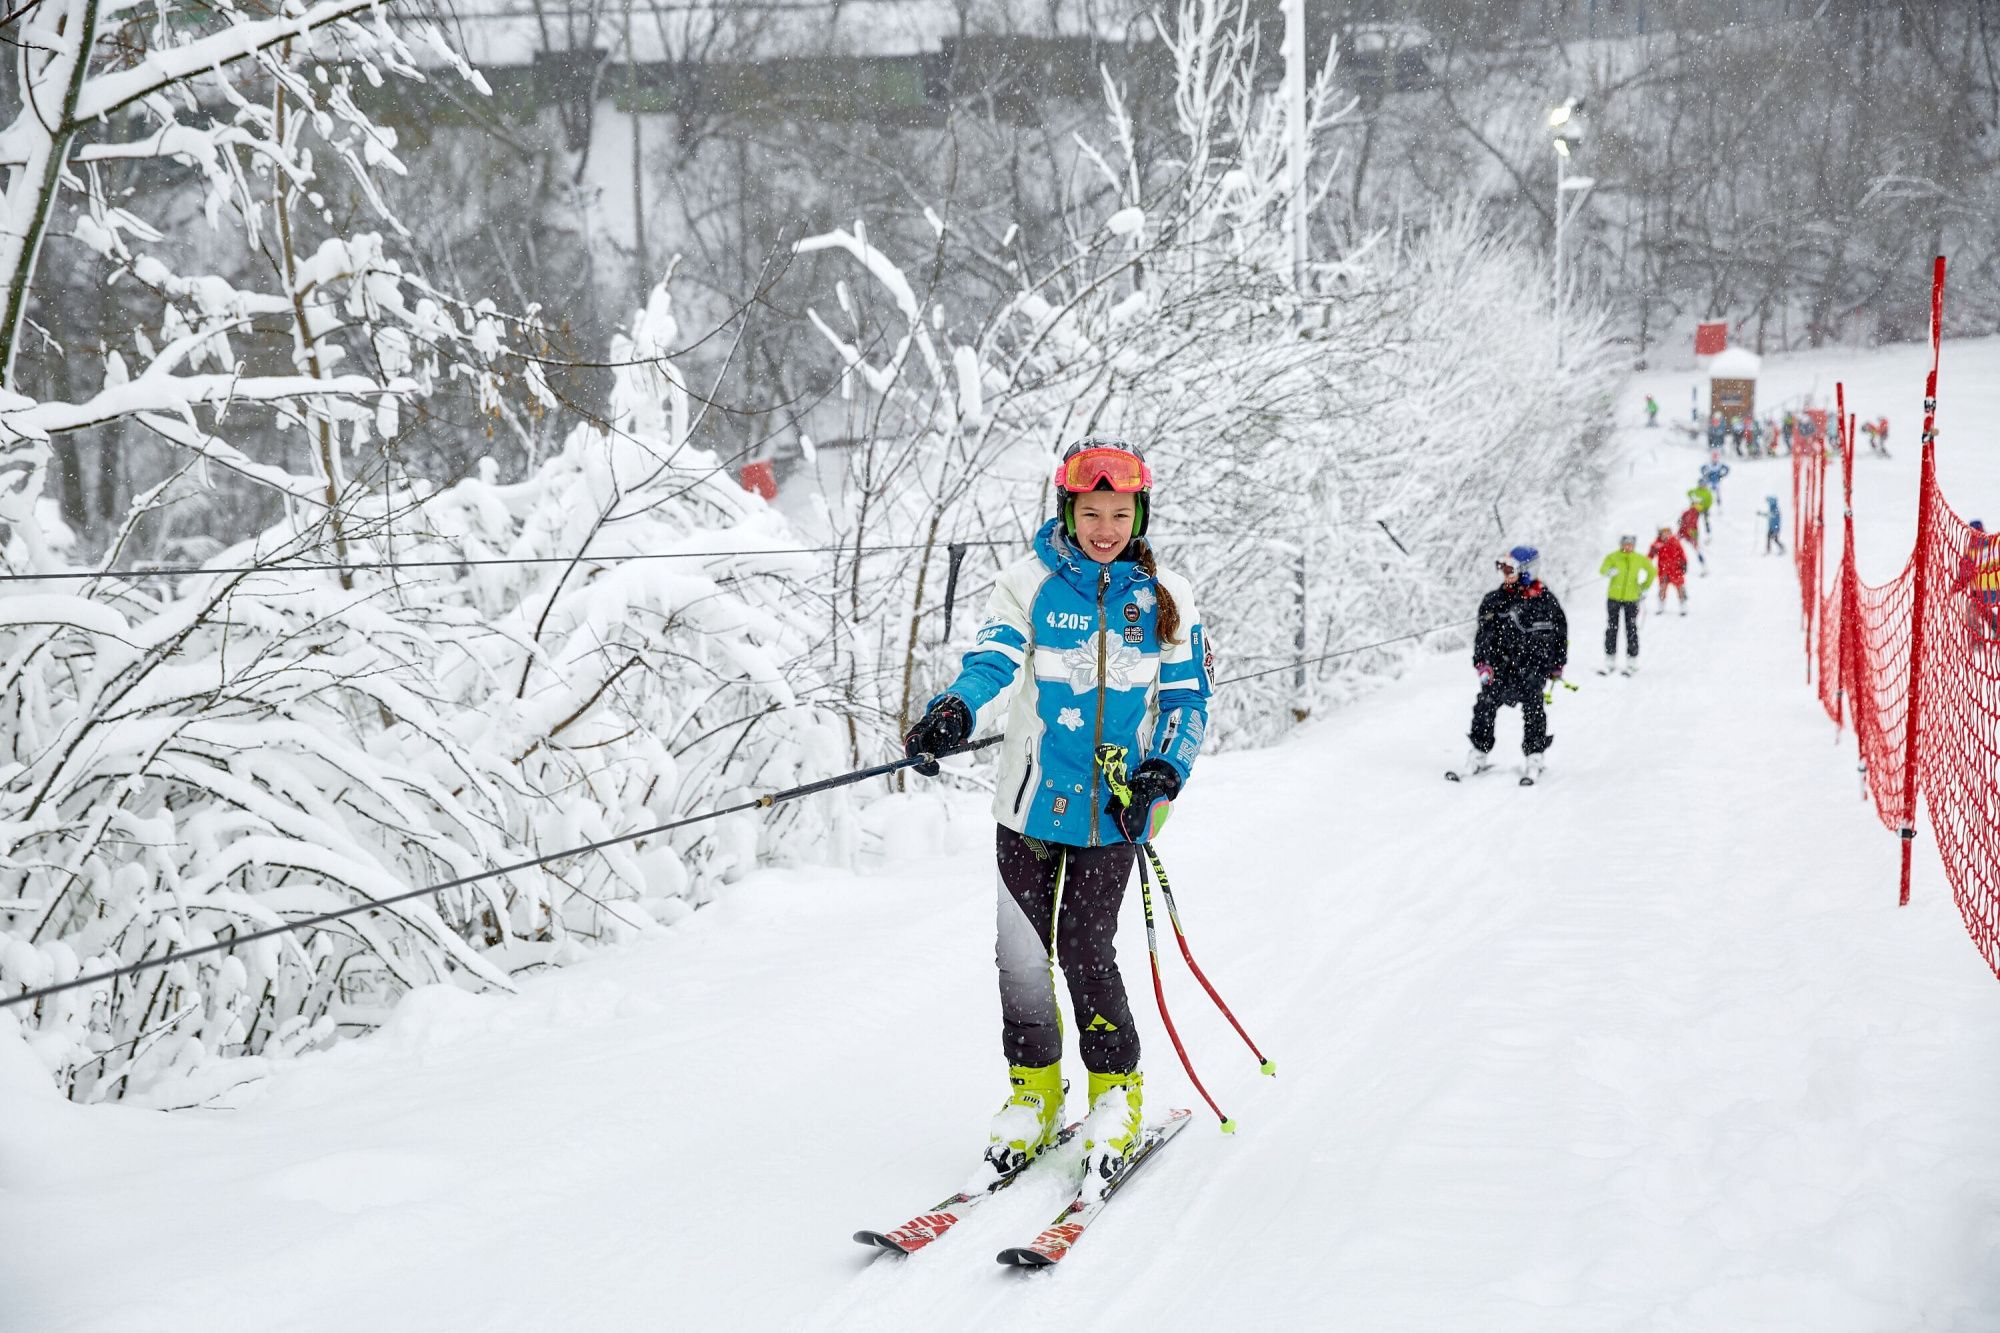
[0, 0, 530, 558]
[0, 274, 848, 1103]
[790, 0, 1618, 749]
[0, 0, 854, 1099]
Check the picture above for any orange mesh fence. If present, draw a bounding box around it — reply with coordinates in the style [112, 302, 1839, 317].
[1789, 256, 2000, 981]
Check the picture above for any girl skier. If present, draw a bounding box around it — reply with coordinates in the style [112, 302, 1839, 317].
[902, 439, 1213, 1196]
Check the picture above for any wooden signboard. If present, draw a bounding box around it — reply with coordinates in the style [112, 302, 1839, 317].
[1711, 377, 1754, 421]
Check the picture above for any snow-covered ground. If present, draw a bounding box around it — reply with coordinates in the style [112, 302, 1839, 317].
[5, 339, 2000, 1331]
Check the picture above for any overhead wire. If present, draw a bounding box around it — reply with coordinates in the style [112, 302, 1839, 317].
[0, 511, 1413, 586]
[0, 538, 1018, 584]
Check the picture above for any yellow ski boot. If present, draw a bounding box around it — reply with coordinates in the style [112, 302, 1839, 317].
[977, 1062, 1066, 1185]
[1080, 1069, 1144, 1191]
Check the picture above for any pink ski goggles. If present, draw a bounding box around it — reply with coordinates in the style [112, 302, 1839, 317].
[1056, 447, 1151, 495]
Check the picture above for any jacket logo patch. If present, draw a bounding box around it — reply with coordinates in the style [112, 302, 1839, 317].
[1204, 643, 1215, 677]
[1123, 625, 1144, 644]
[1123, 603, 1141, 623]
[1052, 796, 1069, 815]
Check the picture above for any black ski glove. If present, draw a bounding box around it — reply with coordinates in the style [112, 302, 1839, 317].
[903, 696, 972, 776]
[1108, 759, 1182, 843]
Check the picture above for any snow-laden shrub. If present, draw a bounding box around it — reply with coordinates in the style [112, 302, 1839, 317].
[0, 285, 848, 1103]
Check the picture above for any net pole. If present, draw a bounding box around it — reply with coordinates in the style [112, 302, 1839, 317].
[1898, 256, 1946, 907]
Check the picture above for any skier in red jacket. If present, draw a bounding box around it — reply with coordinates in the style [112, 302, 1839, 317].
[1676, 504, 1707, 576]
[1649, 526, 1689, 615]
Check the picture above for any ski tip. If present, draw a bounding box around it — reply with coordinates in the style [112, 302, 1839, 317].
[1444, 771, 1461, 782]
[1259, 1058, 1277, 1077]
[996, 1246, 1057, 1269]
[852, 1230, 909, 1255]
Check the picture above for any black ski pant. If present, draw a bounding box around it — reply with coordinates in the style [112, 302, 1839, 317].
[1469, 674, 1551, 756]
[994, 825, 1139, 1075]
[1604, 598, 1640, 658]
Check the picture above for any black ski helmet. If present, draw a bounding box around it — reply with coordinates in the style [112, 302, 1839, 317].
[1054, 437, 1151, 538]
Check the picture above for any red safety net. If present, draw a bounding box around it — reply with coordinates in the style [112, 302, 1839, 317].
[1917, 490, 2000, 969]
[1790, 257, 2000, 981]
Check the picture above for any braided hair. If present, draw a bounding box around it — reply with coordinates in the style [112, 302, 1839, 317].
[1134, 540, 1183, 645]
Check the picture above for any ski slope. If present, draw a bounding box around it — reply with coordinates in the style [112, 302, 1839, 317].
[6, 341, 2000, 1331]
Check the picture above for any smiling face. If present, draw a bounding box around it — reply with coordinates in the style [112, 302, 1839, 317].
[1072, 491, 1137, 563]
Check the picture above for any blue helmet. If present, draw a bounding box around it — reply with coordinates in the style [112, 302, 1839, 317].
[1500, 544, 1540, 583]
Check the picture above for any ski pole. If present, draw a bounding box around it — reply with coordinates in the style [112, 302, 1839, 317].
[1095, 744, 1269, 1129]
[1136, 849, 1236, 1132]
[1142, 844, 1276, 1078]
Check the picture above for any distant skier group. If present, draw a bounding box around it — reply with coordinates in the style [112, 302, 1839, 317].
[1453, 429, 1784, 785]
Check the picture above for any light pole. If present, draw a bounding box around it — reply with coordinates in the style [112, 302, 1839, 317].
[1547, 98, 1594, 368]
[1282, 0, 1309, 299]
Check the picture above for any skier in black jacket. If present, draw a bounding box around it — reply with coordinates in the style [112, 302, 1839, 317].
[1461, 545, 1568, 782]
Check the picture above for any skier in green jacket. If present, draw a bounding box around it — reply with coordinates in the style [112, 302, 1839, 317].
[1599, 534, 1657, 675]
[1687, 483, 1715, 537]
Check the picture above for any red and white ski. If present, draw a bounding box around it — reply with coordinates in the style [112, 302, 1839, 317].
[995, 1108, 1193, 1268]
[853, 1125, 1079, 1256]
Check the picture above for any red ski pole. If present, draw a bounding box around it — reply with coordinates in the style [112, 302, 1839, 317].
[1144, 845, 1277, 1077]
[1136, 850, 1236, 1133]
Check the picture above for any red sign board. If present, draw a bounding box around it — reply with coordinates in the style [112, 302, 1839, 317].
[1695, 322, 1728, 356]
[739, 460, 778, 501]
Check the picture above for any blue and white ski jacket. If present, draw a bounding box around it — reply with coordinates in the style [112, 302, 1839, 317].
[933, 519, 1212, 848]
